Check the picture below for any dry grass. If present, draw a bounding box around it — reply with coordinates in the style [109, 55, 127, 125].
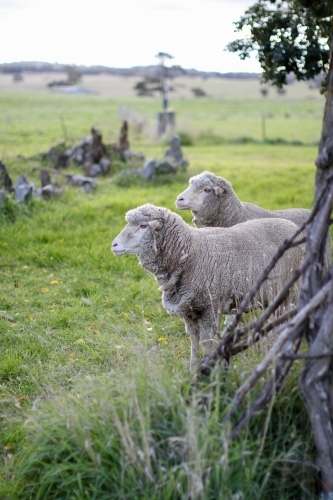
[0, 72, 324, 100]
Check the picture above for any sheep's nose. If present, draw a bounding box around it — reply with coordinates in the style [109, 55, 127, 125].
[112, 241, 118, 248]
[177, 196, 184, 201]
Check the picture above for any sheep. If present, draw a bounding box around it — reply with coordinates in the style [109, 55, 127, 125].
[175, 171, 331, 273]
[111, 204, 304, 367]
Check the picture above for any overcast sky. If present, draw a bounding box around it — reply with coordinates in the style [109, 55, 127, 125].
[0, 0, 261, 72]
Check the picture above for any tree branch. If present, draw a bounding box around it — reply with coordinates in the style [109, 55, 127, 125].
[222, 279, 332, 426]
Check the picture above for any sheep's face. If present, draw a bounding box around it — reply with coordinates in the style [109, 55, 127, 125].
[112, 221, 152, 256]
[111, 220, 160, 256]
[176, 181, 224, 212]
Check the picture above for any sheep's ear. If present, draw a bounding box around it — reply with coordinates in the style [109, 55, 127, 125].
[148, 219, 162, 231]
[213, 186, 225, 196]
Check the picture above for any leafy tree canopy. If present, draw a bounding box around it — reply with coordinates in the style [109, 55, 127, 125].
[226, 0, 332, 87]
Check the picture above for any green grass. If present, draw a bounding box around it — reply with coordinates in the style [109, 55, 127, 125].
[0, 88, 325, 499]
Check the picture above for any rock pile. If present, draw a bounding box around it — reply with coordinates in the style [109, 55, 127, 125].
[41, 127, 110, 178]
[120, 134, 188, 181]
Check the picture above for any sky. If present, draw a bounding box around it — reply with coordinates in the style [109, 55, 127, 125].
[0, 0, 261, 73]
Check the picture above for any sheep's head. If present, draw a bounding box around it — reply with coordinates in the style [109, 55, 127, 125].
[175, 171, 231, 213]
[111, 204, 166, 256]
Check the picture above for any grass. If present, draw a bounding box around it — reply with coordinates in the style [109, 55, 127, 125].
[0, 83, 326, 498]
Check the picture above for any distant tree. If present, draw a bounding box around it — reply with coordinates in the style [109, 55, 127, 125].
[191, 87, 207, 97]
[226, 0, 330, 89]
[155, 51, 174, 66]
[134, 52, 184, 105]
[277, 87, 286, 95]
[260, 87, 268, 97]
[65, 65, 82, 85]
[13, 72, 23, 83]
[212, 2, 333, 498]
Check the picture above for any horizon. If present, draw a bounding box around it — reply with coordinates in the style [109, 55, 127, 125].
[0, 60, 261, 74]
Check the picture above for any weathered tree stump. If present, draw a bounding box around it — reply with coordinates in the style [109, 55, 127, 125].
[0, 161, 13, 190]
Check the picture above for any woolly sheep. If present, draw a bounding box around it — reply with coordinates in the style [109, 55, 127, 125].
[175, 171, 331, 273]
[112, 204, 304, 367]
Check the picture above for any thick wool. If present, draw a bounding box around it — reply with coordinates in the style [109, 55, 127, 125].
[183, 171, 331, 272]
[124, 204, 305, 366]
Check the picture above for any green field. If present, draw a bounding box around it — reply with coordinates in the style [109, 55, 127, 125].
[0, 77, 325, 499]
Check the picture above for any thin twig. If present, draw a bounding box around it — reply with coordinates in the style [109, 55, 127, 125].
[283, 352, 333, 360]
[231, 333, 303, 438]
[222, 279, 332, 425]
[229, 308, 297, 356]
[200, 257, 311, 372]
[227, 192, 325, 331]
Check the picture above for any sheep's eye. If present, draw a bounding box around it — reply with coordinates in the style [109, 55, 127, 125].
[204, 188, 211, 193]
[140, 223, 148, 228]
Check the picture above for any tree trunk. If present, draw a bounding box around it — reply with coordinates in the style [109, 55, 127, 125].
[300, 24, 333, 498]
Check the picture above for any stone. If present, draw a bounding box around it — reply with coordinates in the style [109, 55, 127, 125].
[88, 163, 104, 177]
[155, 160, 177, 175]
[143, 158, 157, 180]
[66, 175, 96, 192]
[122, 150, 145, 164]
[14, 174, 34, 203]
[164, 134, 184, 165]
[100, 158, 110, 174]
[35, 184, 55, 199]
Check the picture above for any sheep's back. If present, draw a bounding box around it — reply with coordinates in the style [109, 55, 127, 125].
[191, 218, 304, 310]
[242, 202, 310, 228]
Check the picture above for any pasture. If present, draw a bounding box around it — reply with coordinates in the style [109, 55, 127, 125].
[0, 75, 326, 498]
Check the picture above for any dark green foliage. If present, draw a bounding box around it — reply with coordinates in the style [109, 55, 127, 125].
[64, 65, 82, 85]
[226, 0, 331, 87]
[191, 87, 207, 97]
[297, 0, 333, 18]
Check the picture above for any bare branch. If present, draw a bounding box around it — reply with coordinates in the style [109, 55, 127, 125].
[229, 308, 297, 356]
[222, 279, 332, 426]
[231, 333, 303, 439]
[283, 352, 333, 360]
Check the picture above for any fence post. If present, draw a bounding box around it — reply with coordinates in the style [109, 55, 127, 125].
[261, 114, 266, 142]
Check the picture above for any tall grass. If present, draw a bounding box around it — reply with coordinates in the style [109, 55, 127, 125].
[6, 364, 315, 500]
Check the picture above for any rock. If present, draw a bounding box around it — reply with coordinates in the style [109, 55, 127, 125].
[14, 175, 34, 203]
[100, 158, 110, 174]
[143, 158, 157, 180]
[86, 157, 110, 177]
[88, 163, 104, 177]
[122, 150, 145, 164]
[66, 175, 96, 192]
[164, 134, 184, 165]
[155, 160, 177, 175]
[35, 184, 55, 199]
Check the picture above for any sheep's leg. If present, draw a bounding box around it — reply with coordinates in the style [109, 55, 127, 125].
[184, 319, 200, 369]
[200, 312, 222, 356]
[200, 315, 219, 355]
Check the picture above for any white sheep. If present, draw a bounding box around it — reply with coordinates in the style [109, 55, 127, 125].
[175, 171, 331, 273]
[112, 204, 304, 367]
